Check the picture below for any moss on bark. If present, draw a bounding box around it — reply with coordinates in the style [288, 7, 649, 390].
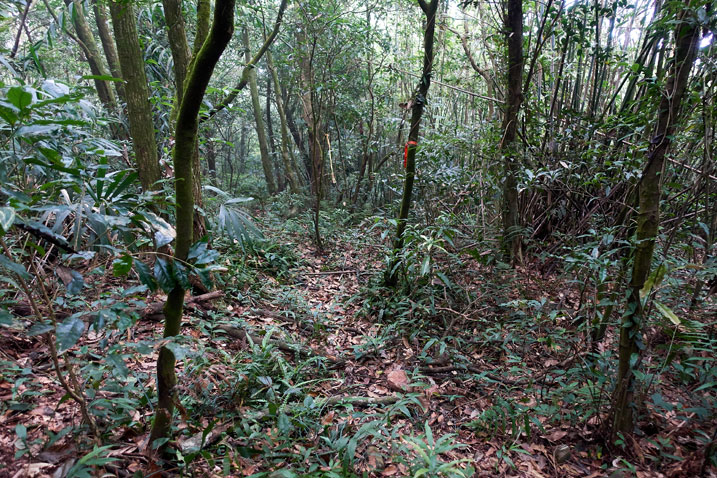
[384, 0, 439, 287]
[611, 2, 700, 438]
[147, 0, 236, 452]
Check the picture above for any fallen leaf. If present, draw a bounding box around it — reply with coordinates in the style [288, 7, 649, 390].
[382, 464, 398, 476]
[544, 429, 568, 442]
[386, 369, 409, 391]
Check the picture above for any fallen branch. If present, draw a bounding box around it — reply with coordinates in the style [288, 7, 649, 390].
[420, 352, 581, 386]
[322, 395, 400, 407]
[140, 291, 223, 320]
[303, 269, 377, 276]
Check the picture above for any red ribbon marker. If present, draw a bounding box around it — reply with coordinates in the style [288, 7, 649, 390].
[404, 140, 417, 168]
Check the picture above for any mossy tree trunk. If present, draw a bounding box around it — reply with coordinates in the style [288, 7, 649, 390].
[500, 0, 524, 264]
[384, 0, 439, 287]
[109, 0, 161, 192]
[244, 27, 277, 195]
[147, 0, 235, 453]
[611, 2, 700, 438]
[64, 0, 116, 109]
[162, 0, 210, 239]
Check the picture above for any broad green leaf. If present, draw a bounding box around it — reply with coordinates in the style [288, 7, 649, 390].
[154, 257, 177, 293]
[0, 308, 14, 327]
[56, 316, 85, 352]
[17, 124, 61, 136]
[105, 353, 129, 378]
[0, 207, 15, 234]
[65, 269, 84, 295]
[188, 241, 218, 265]
[420, 255, 431, 276]
[134, 259, 156, 291]
[144, 212, 175, 247]
[0, 254, 29, 279]
[654, 301, 680, 325]
[112, 254, 133, 277]
[0, 105, 17, 124]
[7, 86, 32, 111]
[174, 262, 191, 290]
[28, 322, 53, 336]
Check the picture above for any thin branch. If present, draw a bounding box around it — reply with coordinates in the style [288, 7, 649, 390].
[388, 64, 504, 103]
[200, 0, 289, 123]
[11, 0, 34, 58]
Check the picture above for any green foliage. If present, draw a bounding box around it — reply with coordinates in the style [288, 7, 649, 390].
[400, 423, 471, 478]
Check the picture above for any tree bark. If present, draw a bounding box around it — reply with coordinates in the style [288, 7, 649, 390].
[500, 0, 524, 264]
[109, 0, 161, 192]
[266, 76, 285, 192]
[384, 0, 439, 287]
[244, 28, 277, 195]
[65, 0, 116, 109]
[267, 50, 301, 193]
[148, 0, 235, 453]
[611, 1, 700, 438]
[162, 0, 210, 239]
[92, 1, 125, 103]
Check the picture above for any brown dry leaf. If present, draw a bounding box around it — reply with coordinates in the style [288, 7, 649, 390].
[321, 411, 335, 426]
[55, 266, 74, 287]
[381, 464, 399, 476]
[386, 369, 409, 392]
[10, 462, 52, 478]
[544, 429, 568, 442]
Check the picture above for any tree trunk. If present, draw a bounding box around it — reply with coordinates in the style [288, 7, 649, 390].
[161, 0, 191, 100]
[267, 50, 301, 193]
[109, 0, 161, 192]
[611, 1, 700, 438]
[162, 0, 209, 239]
[238, 123, 248, 175]
[286, 103, 312, 180]
[92, 1, 125, 103]
[500, 0, 524, 264]
[384, 0, 439, 287]
[147, 0, 235, 454]
[244, 28, 277, 195]
[266, 76, 285, 192]
[65, 0, 116, 109]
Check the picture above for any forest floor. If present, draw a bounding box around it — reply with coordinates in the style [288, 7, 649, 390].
[1, 214, 715, 478]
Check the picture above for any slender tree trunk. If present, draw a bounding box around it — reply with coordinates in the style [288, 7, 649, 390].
[286, 104, 312, 180]
[65, 0, 116, 109]
[162, 0, 191, 100]
[92, 1, 125, 103]
[266, 76, 286, 192]
[611, 2, 700, 438]
[385, 0, 439, 287]
[162, 0, 209, 239]
[11, 0, 33, 58]
[238, 123, 248, 175]
[267, 50, 301, 193]
[109, 0, 161, 192]
[244, 28, 277, 195]
[148, 0, 235, 454]
[500, 0, 524, 263]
